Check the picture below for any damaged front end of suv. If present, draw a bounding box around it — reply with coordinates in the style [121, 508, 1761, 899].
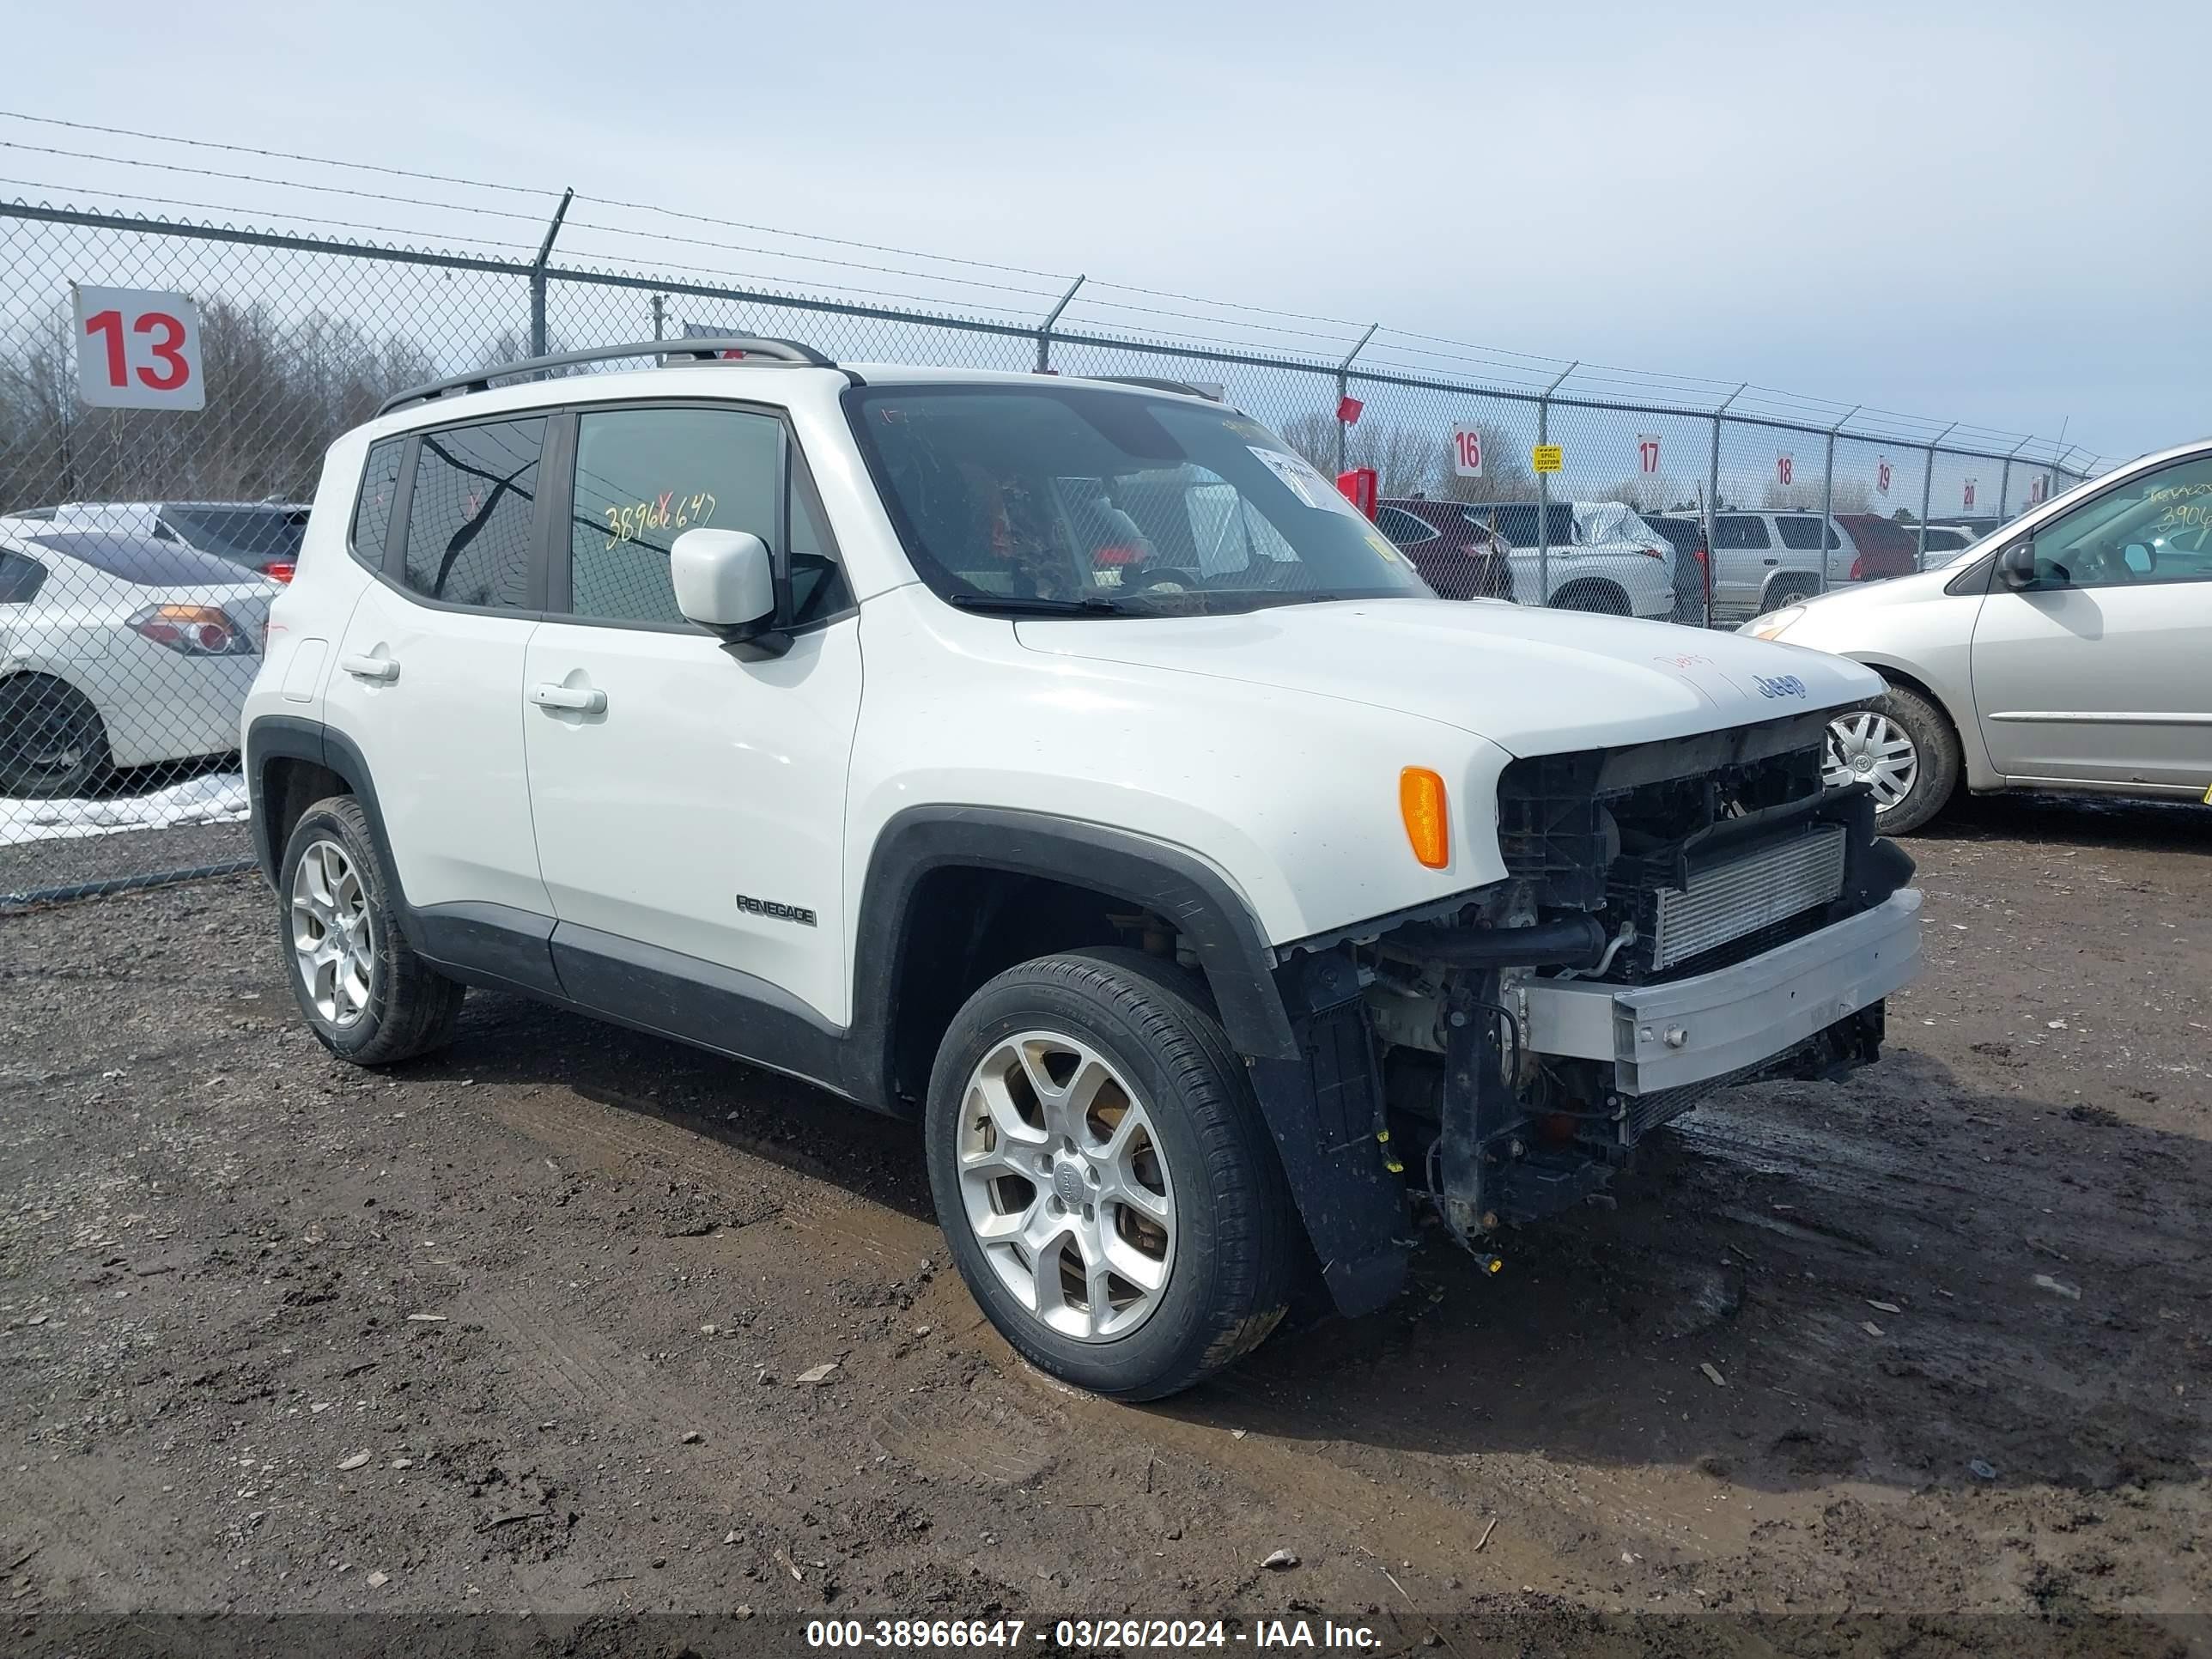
[1265, 708, 1922, 1311]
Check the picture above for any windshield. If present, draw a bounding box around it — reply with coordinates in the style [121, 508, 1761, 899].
[162, 505, 307, 563]
[846, 386, 1431, 615]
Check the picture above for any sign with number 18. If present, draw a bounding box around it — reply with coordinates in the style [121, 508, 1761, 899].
[72, 284, 205, 410]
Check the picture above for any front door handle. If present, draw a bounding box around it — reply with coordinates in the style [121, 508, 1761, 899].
[529, 682, 606, 714]
[339, 653, 399, 683]
[1763, 557, 1779, 566]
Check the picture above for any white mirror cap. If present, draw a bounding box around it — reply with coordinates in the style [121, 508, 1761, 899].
[671, 528, 775, 629]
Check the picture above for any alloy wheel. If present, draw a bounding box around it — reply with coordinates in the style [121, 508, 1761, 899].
[290, 839, 375, 1027]
[1824, 710, 1920, 811]
[956, 1031, 1176, 1341]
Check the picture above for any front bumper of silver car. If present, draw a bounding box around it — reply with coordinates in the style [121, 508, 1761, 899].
[1517, 889, 1923, 1096]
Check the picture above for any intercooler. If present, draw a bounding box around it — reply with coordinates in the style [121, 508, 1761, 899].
[1646, 824, 1849, 970]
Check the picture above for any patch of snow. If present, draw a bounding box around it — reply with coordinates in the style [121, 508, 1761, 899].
[0, 773, 249, 847]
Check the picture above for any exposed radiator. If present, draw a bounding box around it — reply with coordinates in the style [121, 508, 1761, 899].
[1649, 825, 1847, 970]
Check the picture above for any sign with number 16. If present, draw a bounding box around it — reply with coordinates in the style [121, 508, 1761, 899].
[72, 284, 205, 410]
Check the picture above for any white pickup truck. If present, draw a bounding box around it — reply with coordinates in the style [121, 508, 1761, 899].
[242, 340, 1923, 1400]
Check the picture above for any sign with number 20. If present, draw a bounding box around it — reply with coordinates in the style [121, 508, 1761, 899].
[72, 284, 205, 410]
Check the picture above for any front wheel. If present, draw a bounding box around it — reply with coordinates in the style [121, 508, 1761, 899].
[0, 675, 107, 799]
[1825, 684, 1960, 835]
[925, 949, 1296, 1401]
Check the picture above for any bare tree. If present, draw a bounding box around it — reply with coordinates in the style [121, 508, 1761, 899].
[1759, 475, 1873, 514]
[1277, 411, 1439, 497]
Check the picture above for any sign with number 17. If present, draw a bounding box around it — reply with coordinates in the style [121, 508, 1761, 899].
[1637, 434, 1660, 475]
[72, 284, 205, 410]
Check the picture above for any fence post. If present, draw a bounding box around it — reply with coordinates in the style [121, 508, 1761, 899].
[1535, 362, 1578, 609]
[1034, 274, 1085, 374]
[1334, 324, 1379, 474]
[1816, 405, 1858, 594]
[1916, 422, 1956, 573]
[1706, 384, 1745, 629]
[1998, 434, 2030, 521]
[528, 187, 574, 363]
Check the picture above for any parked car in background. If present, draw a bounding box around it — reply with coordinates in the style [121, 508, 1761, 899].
[0, 526, 275, 798]
[0, 501, 310, 584]
[1709, 511, 1878, 620]
[1447, 500, 1675, 617]
[1643, 513, 1711, 623]
[1741, 437, 2212, 832]
[1369, 500, 1513, 599]
[1833, 514, 1925, 582]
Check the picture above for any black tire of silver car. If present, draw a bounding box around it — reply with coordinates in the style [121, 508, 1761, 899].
[1761, 577, 1820, 613]
[1833, 684, 1961, 836]
[1551, 579, 1632, 616]
[278, 794, 466, 1065]
[0, 674, 107, 799]
[925, 948, 1297, 1401]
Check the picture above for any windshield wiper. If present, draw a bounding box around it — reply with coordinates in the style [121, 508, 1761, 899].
[946, 592, 1128, 617]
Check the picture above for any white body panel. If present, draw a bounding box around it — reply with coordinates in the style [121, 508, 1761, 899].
[521, 614, 863, 1024]
[1, 526, 274, 768]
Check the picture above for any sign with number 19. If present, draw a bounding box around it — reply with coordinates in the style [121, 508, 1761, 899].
[72, 284, 205, 410]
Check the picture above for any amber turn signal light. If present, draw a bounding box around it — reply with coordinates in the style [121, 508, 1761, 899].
[1399, 767, 1449, 869]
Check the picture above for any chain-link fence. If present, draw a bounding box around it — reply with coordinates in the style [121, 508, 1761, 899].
[0, 198, 2111, 897]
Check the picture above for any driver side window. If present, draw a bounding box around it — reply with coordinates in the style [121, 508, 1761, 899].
[2029, 454, 2212, 589]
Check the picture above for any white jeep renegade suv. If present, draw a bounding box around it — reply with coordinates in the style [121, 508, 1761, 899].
[244, 337, 1923, 1400]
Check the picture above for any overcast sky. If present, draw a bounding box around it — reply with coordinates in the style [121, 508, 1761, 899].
[3, 0, 2202, 461]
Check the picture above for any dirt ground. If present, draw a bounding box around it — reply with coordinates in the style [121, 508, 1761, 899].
[1, 795, 2206, 1656]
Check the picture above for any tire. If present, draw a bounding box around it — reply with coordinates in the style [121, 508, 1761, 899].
[1552, 580, 1632, 616]
[0, 675, 108, 799]
[1759, 577, 1820, 614]
[925, 948, 1297, 1401]
[277, 794, 465, 1065]
[1824, 684, 1961, 836]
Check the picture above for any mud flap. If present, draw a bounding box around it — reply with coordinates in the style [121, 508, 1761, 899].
[1249, 951, 1409, 1318]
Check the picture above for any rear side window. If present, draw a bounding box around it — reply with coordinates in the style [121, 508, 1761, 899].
[27, 532, 246, 586]
[352, 438, 404, 568]
[165, 506, 307, 562]
[1716, 514, 1771, 550]
[403, 418, 545, 608]
[1375, 506, 1440, 546]
[1777, 516, 1841, 550]
[0, 549, 44, 604]
[1461, 503, 1571, 546]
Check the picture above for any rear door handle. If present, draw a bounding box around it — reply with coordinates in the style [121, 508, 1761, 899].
[529, 682, 606, 714]
[1763, 557, 1779, 566]
[339, 653, 399, 683]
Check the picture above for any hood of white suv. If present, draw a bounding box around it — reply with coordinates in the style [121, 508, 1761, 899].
[1015, 598, 1880, 757]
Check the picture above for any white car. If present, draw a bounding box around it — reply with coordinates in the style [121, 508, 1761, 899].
[243, 338, 1922, 1400]
[0, 526, 275, 798]
[1455, 500, 1677, 618]
[1741, 437, 2212, 832]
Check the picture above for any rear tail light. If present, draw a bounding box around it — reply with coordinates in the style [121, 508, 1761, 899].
[1091, 544, 1141, 566]
[259, 561, 296, 584]
[128, 604, 257, 657]
[1850, 556, 1865, 581]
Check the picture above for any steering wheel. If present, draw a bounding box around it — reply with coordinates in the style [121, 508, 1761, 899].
[1124, 566, 1205, 596]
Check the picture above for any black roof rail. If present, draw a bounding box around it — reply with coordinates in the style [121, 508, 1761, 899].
[1089, 374, 1223, 400]
[376, 337, 836, 416]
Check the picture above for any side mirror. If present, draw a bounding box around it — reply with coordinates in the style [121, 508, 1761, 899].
[1996, 541, 2039, 592]
[671, 528, 783, 653]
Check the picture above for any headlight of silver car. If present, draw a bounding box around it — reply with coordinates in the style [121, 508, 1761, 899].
[1737, 606, 1804, 641]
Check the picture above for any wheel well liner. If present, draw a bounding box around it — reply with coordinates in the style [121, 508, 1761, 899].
[853, 807, 1298, 1106]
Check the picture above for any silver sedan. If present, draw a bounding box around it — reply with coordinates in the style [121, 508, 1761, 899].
[1738, 437, 2212, 832]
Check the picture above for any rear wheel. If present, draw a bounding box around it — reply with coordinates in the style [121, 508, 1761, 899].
[925, 949, 1295, 1401]
[1825, 684, 1961, 835]
[1760, 576, 1820, 613]
[1552, 579, 1632, 616]
[279, 795, 465, 1064]
[0, 675, 107, 799]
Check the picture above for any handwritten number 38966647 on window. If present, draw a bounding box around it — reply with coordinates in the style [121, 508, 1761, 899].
[605, 491, 718, 549]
